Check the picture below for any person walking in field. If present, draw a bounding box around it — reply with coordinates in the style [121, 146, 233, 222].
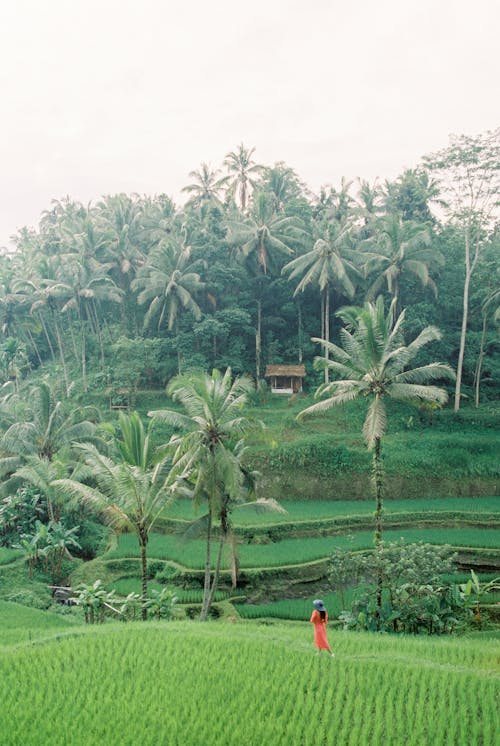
[310, 599, 334, 656]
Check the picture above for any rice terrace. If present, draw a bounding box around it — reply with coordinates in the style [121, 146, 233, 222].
[0, 115, 499, 743]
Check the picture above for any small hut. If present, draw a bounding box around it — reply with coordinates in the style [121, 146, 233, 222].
[264, 364, 306, 394]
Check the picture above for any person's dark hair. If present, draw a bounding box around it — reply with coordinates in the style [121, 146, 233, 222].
[319, 609, 326, 621]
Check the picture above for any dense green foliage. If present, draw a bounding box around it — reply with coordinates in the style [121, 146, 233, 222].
[0, 620, 497, 745]
[1, 132, 498, 407]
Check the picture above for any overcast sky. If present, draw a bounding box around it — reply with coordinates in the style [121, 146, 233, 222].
[0, 0, 498, 247]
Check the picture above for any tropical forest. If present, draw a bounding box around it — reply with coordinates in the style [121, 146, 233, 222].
[0, 130, 499, 745]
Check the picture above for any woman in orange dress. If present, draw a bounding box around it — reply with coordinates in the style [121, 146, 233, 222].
[310, 599, 334, 656]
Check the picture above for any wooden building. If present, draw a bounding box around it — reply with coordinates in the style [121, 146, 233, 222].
[264, 364, 306, 394]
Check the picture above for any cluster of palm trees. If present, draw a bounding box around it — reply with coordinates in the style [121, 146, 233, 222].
[0, 143, 465, 404]
[0, 370, 280, 620]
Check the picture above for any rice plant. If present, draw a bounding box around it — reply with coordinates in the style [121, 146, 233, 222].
[0, 621, 497, 745]
[107, 528, 499, 569]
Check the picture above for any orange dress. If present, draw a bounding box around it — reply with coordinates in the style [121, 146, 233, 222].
[310, 610, 330, 650]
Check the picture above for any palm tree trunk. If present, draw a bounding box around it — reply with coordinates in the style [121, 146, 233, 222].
[373, 436, 384, 613]
[324, 286, 330, 384]
[176, 318, 182, 374]
[139, 532, 148, 621]
[373, 436, 384, 545]
[38, 312, 56, 361]
[297, 300, 303, 363]
[255, 299, 262, 382]
[53, 317, 70, 396]
[26, 328, 43, 367]
[200, 511, 213, 621]
[205, 534, 225, 615]
[68, 317, 79, 362]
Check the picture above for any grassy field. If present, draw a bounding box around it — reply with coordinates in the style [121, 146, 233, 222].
[0, 601, 77, 646]
[107, 528, 500, 569]
[0, 548, 23, 565]
[164, 495, 500, 525]
[0, 616, 497, 745]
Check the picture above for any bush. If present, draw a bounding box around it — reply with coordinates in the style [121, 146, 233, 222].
[268, 436, 353, 476]
[185, 604, 221, 620]
[155, 565, 181, 584]
[73, 520, 109, 560]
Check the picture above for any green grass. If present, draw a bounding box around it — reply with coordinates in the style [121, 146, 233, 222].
[0, 601, 77, 646]
[235, 590, 354, 621]
[0, 621, 497, 745]
[107, 528, 500, 569]
[164, 495, 500, 525]
[0, 547, 23, 565]
[108, 577, 231, 603]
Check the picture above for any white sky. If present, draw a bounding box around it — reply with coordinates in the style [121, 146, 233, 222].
[0, 0, 498, 247]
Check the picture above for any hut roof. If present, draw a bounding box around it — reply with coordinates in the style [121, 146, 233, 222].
[264, 365, 306, 378]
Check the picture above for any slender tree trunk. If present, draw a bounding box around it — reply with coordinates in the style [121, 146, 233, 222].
[205, 534, 225, 614]
[139, 532, 148, 621]
[297, 301, 303, 363]
[77, 304, 87, 392]
[324, 286, 330, 384]
[38, 312, 56, 361]
[90, 300, 105, 370]
[373, 436, 384, 545]
[176, 318, 182, 374]
[455, 267, 471, 412]
[255, 299, 261, 382]
[53, 317, 70, 396]
[68, 317, 79, 362]
[26, 328, 43, 367]
[372, 435, 384, 613]
[474, 313, 488, 408]
[200, 511, 213, 621]
[455, 228, 479, 412]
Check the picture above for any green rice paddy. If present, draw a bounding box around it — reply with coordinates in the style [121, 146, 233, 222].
[0, 619, 497, 745]
[164, 495, 500, 525]
[107, 528, 500, 569]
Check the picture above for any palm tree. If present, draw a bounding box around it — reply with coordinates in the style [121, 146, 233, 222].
[0, 381, 101, 486]
[226, 192, 305, 380]
[222, 144, 262, 211]
[299, 296, 455, 607]
[11, 454, 91, 523]
[182, 163, 225, 208]
[132, 230, 204, 372]
[282, 219, 360, 382]
[149, 369, 269, 620]
[363, 214, 442, 311]
[54, 412, 178, 619]
[260, 162, 303, 214]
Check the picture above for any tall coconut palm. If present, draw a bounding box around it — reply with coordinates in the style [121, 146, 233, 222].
[222, 144, 262, 212]
[363, 214, 442, 311]
[132, 231, 204, 372]
[299, 296, 455, 606]
[282, 219, 360, 382]
[149, 368, 277, 620]
[226, 192, 305, 380]
[182, 163, 225, 209]
[54, 412, 178, 619]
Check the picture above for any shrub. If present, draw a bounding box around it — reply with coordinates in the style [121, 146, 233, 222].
[268, 436, 353, 476]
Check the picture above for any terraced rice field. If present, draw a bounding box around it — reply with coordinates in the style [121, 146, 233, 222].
[107, 528, 500, 569]
[164, 495, 500, 524]
[0, 617, 497, 745]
